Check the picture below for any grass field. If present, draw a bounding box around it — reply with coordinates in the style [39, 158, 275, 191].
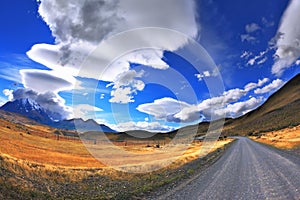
[250, 125, 300, 150]
[0, 115, 233, 199]
[0, 117, 231, 169]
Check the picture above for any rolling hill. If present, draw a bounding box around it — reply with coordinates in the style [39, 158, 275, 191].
[223, 73, 300, 135]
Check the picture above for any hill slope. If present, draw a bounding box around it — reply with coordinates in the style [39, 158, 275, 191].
[224, 73, 300, 135]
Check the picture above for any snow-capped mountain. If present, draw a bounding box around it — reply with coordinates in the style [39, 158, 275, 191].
[0, 98, 116, 133]
[0, 98, 53, 125]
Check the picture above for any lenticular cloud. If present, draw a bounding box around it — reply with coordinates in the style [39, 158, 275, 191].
[272, 0, 300, 76]
[28, 0, 199, 79]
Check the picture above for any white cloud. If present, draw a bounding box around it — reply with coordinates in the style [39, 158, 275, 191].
[10, 88, 72, 120]
[137, 89, 261, 122]
[137, 88, 247, 123]
[108, 70, 145, 103]
[241, 23, 261, 43]
[73, 104, 103, 120]
[95, 118, 174, 133]
[272, 0, 300, 76]
[20, 69, 76, 93]
[137, 77, 272, 122]
[173, 105, 203, 123]
[119, 0, 198, 37]
[112, 70, 144, 86]
[245, 23, 261, 33]
[254, 79, 284, 94]
[3, 89, 14, 101]
[27, 0, 199, 104]
[136, 97, 192, 122]
[177, 95, 263, 120]
[109, 87, 135, 104]
[262, 17, 275, 28]
[38, 1, 119, 45]
[195, 69, 218, 81]
[194, 88, 247, 118]
[247, 50, 269, 66]
[195, 71, 209, 81]
[257, 57, 268, 65]
[201, 71, 208, 78]
[100, 94, 105, 99]
[247, 58, 255, 66]
[241, 34, 256, 43]
[215, 97, 263, 117]
[26, 43, 89, 77]
[37, 0, 198, 47]
[224, 89, 247, 102]
[296, 60, 300, 65]
[109, 121, 174, 133]
[31, 0, 198, 74]
[240, 51, 252, 59]
[27, 44, 169, 83]
[244, 78, 269, 92]
[122, 49, 169, 70]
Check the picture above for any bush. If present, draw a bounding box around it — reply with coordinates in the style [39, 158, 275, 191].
[53, 130, 61, 135]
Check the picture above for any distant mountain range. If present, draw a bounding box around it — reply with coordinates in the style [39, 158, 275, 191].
[0, 98, 116, 133]
[52, 118, 116, 133]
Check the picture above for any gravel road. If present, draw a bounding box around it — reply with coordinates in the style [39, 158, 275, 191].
[160, 137, 300, 200]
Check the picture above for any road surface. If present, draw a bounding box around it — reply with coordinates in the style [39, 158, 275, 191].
[160, 137, 300, 200]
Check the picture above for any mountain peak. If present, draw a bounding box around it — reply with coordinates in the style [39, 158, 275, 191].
[17, 98, 43, 111]
[0, 98, 116, 133]
[0, 98, 53, 125]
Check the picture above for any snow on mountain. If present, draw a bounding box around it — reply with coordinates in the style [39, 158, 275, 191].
[1, 98, 53, 125]
[0, 98, 116, 133]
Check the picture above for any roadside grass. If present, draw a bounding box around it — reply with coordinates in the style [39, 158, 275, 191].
[0, 139, 233, 199]
[249, 125, 300, 150]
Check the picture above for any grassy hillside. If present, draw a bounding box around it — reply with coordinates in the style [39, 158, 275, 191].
[224, 73, 300, 136]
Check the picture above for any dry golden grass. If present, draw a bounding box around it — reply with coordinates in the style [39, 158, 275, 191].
[87, 139, 232, 173]
[0, 118, 103, 168]
[0, 117, 232, 173]
[0, 116, 234, 199]
[250, 125, 300, 149]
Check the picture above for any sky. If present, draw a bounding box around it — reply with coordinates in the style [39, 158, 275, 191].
[0, 0, 299, 132]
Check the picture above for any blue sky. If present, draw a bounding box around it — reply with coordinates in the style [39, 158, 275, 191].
[0, 0, 299, 132]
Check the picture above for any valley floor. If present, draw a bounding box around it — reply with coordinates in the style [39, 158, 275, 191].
[0, 117, 232, 199]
